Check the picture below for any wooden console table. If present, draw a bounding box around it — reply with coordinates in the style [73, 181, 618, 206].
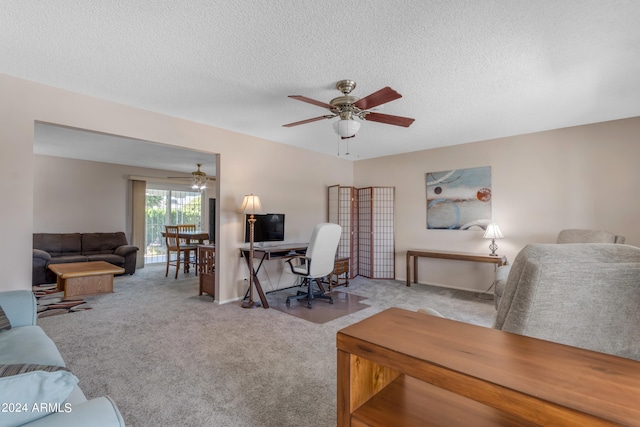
[406, 249, 507, 286]
[337, 308, 640, 426]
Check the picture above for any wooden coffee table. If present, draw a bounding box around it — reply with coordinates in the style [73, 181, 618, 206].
[48, 261, 125, 298]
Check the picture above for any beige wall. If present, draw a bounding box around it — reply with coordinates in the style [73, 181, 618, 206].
[0, 74, 353, 301]
[33, 155, 133, 233]
[33, 155, 215, 234]
[3, 72, 639, 298]
[355, 117, 640, 292]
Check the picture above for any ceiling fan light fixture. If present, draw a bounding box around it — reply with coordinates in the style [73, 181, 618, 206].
[333, 119, 361, 138]
[192, 174, 207, 190]
[190, 163, 207, 190]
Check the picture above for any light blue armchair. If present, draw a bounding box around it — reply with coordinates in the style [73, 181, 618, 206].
[0, 290, 125, 427]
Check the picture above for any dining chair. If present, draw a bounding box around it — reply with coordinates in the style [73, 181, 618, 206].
[177, 224, 197, 244]
[164, 225, 198, 279]
[177, 223, 199, 274]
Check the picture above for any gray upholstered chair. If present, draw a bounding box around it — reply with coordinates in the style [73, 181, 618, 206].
[493, 243, 640, 361]
[556, 228, 625, 244]
[285, 223, 342, 308]
[494, 229, 625, 308]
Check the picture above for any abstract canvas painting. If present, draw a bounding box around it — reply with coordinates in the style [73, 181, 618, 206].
[425, 166, 492, 230]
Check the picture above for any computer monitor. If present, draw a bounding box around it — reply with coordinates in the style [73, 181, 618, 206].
[244, 213, 285, 243]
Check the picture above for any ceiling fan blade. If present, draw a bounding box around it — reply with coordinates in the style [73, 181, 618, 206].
[167, 176, 216, 180]
[354, 87, 402, 110]
[364, 112, 415, 127]
[282, 115, 334, 127]
[288, 95, 335, 110]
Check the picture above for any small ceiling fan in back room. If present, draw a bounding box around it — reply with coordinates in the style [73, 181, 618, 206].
[283, 79, 415, 139]
[167, 164, 214, 190]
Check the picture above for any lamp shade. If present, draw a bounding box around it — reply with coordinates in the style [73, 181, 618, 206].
[333, 119, 361, 138]
[239, 193, 264, 215]
[483, 223, 504, 239]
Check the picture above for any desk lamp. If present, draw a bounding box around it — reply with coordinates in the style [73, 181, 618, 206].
[483, 223, 504, 256]
[239, 193, 264, 308]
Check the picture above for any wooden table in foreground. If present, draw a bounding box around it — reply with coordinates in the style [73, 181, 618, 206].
[337, 307, 640, 426]
[406, 249, 507, 286]
[48, 261, 125, 298]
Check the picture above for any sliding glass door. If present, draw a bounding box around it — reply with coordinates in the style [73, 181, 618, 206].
[145, 187, 203, 264]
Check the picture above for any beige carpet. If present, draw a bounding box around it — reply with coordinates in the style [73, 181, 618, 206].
[37, 264, 495, 427]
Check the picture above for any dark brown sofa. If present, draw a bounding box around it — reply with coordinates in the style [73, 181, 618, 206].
[33, 232, 139, 285]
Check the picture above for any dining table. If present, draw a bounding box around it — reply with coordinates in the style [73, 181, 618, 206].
[161, 230, 210, 273]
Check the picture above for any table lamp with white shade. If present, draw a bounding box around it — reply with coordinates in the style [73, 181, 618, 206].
[483, 223, 504, 256]
[239, 193, 264, 308]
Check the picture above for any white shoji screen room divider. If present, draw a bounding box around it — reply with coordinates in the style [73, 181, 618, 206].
[328, 185, 395, 279]
[328, 185, 358, 278]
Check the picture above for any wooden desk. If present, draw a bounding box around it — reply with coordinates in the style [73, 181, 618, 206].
[406, 249, 507, 287]
[48, 261, 124, 298]
[239, 243, 308, 309]
[337, 308, 640, 426]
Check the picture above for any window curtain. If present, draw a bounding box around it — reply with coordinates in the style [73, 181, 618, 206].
[131, 179, 146, 269]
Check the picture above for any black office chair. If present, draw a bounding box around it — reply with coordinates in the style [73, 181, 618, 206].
[285, 223, 342, 308]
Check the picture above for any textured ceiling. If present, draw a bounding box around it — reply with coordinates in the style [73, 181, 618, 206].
[3, 0, 640, 163]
